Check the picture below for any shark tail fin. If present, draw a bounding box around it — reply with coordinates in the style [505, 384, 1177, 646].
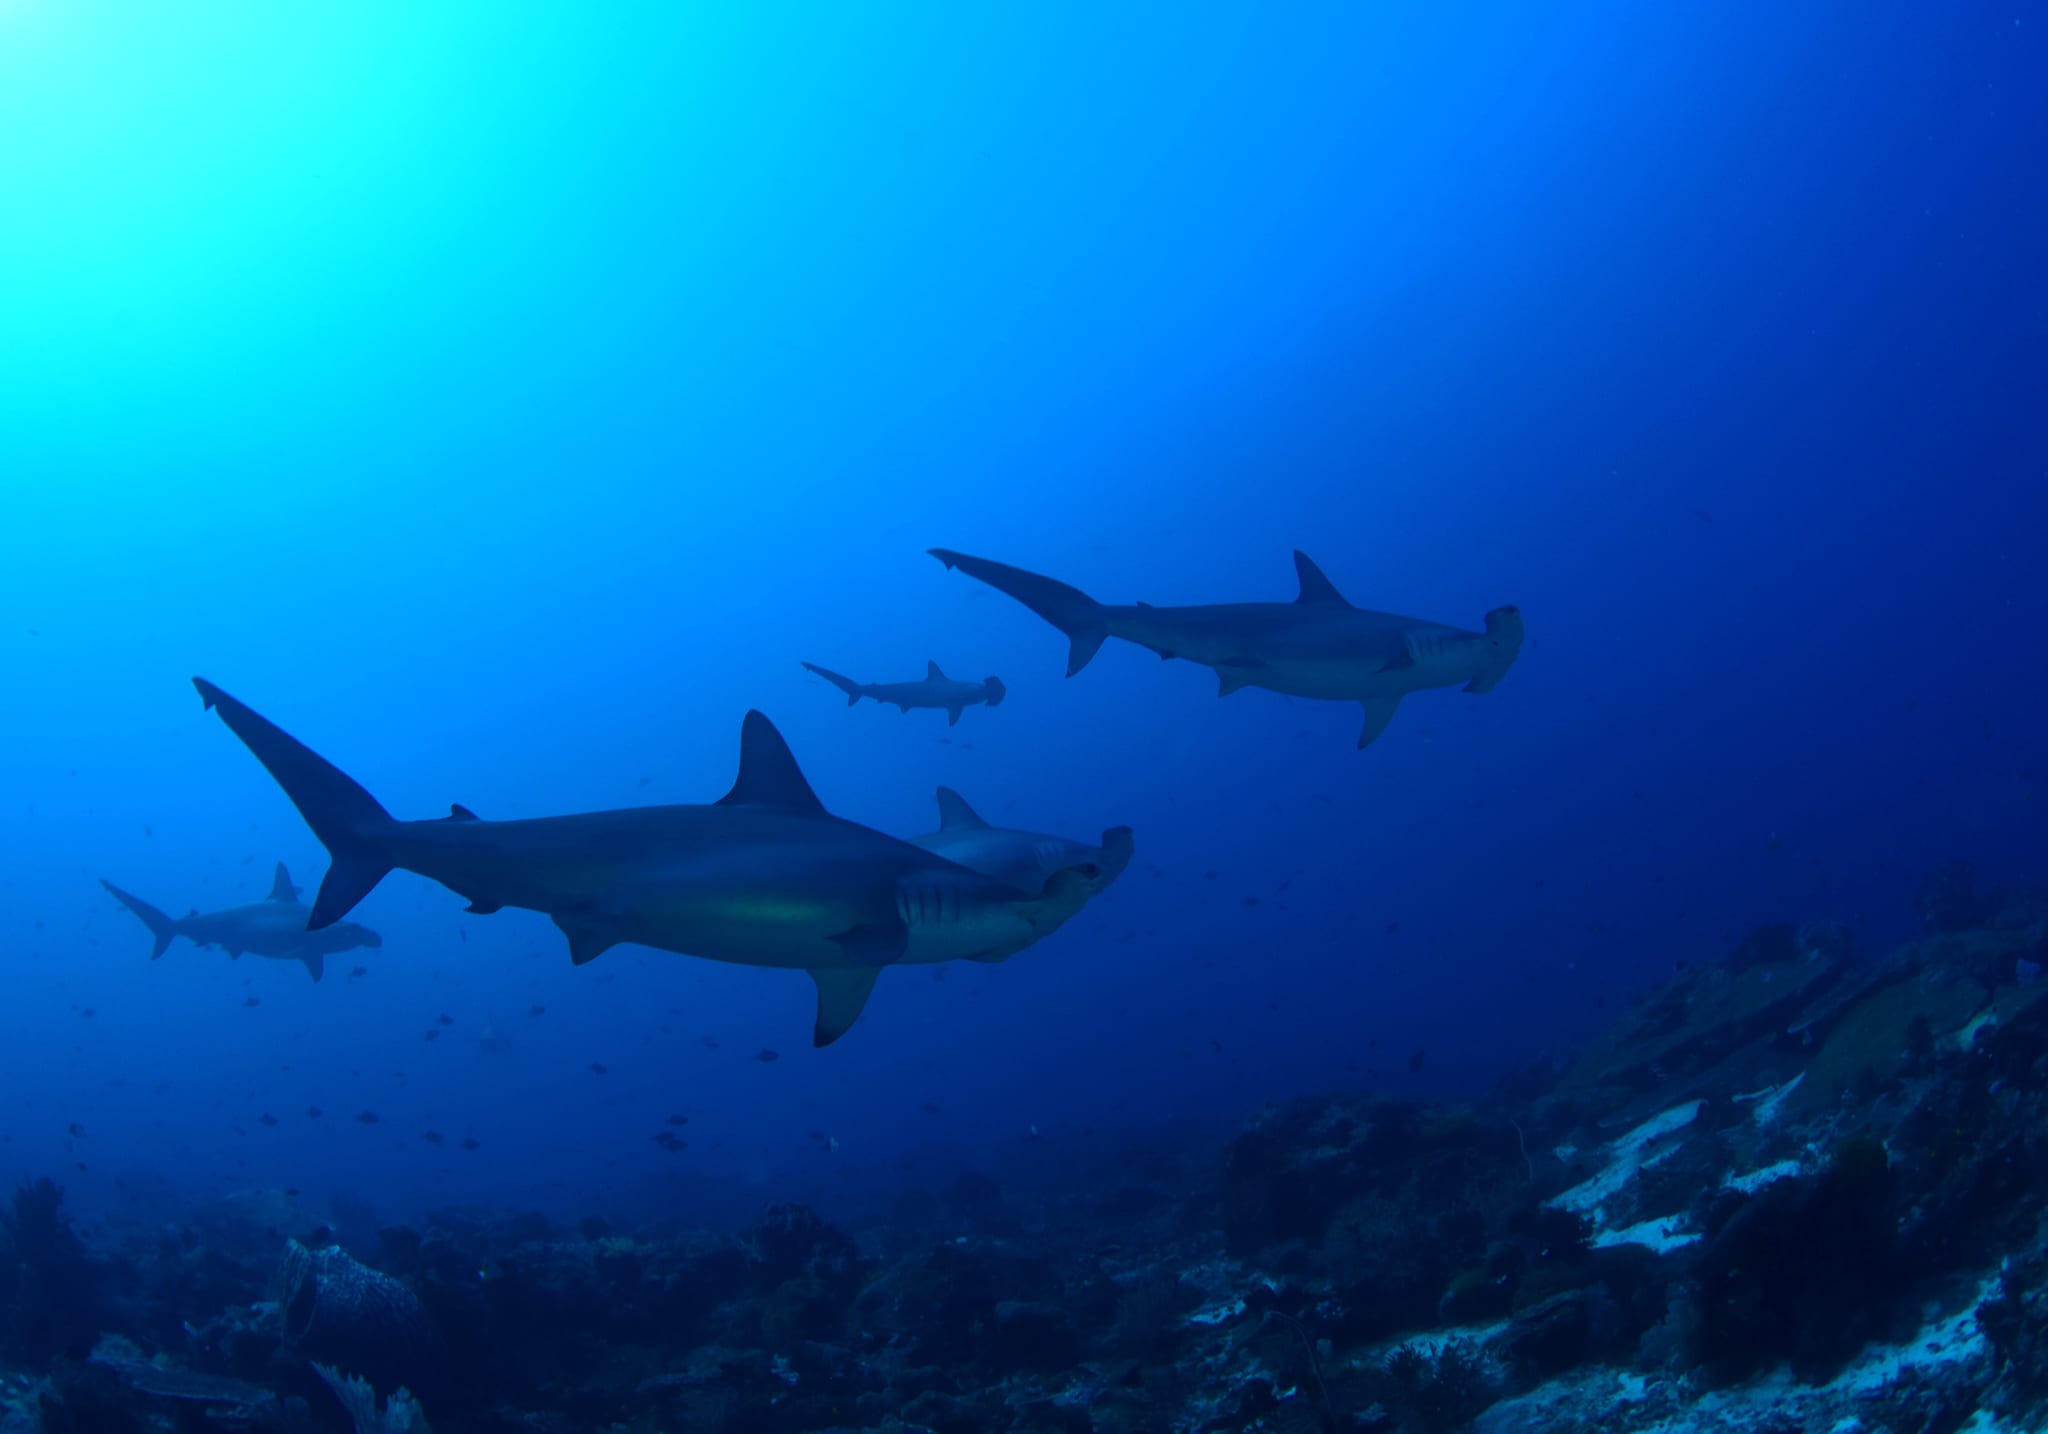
[928, 549, 1109, 676]
[192, 680, 398, 929]
[101, 879, 178, 959]
[801, 662, 866, 706]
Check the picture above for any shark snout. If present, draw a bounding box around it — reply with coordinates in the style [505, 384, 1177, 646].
[983, 676, 1007, 707]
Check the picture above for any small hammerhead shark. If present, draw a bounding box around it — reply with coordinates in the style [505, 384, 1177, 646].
[801, 660, 1006, 726]
[911, 789, 1133, 930]
[929, 548, 1523, 749]
[191, 679, 1097, 1045]
[99, 863, 381, 983]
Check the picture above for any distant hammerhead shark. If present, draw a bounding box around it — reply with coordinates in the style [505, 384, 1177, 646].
[190, 679, 1102, 1046]
[912, 789, 1133, 932]
[99, 863, 381, 983]
[929, 548, 1523, 749]
[801, 660, 1006, 726]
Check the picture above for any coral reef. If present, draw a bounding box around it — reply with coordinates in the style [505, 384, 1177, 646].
[2, 863, 2046, 1431]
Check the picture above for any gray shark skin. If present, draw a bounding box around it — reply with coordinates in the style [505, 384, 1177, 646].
[911, 787, 1133, 940]
[98, 862, 380, 983]
[801, 660, 1006, 727]
[928, 548, 1524, 749]
[190, 679, 1099, 1046]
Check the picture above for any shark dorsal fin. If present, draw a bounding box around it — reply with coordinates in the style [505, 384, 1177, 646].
[926, 660, 947, 681]
[268, 863, 300, 903]
[1293, 551, 1351, 606]
[718, 711, 826, 813]
[934, 786, 989, 831]
[446, 804, 481, 822]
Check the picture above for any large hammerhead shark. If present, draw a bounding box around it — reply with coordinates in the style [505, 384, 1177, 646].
[929, 548, 1523, 749]
[190, 680, 1113, 1045]
[801, 660, 1006, 726]
[99, 863, 381, 983]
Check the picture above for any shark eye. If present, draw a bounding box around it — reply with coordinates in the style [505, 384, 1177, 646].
[1075, 864, 1102, 879]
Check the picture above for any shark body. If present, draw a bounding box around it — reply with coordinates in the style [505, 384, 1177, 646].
[801, 661, 1006, 726]
[929, 548, 1524, 748]
[99, 863, 379, 982]
[191, 679, 1096, 1045]
[911, 787, 1132, 939]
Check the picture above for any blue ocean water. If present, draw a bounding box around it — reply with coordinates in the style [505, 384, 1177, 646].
[1, 0, 2042, 1245]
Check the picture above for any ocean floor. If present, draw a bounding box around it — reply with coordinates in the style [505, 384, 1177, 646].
[5, 860, 2047, 1432]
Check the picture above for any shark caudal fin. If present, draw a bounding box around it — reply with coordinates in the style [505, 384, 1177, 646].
[192, 680, 398, 929]
[1463, 605, 1525, 694]
[801, 662, 867, 706]
[928, 549, 1109, 676]
[100, 880, 179, 959]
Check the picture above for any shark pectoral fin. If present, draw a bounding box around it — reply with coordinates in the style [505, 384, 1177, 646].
[1357, 697, 1403, 750]
[830, 920, 908, 967]
[946, 706, 963, 726]
[1218, 671, 1251, 697]
[808, 966, 881, 1047]
[465, 900, 503, 915]
[553, 915, 621, 967]
[303, 951, 325, 983]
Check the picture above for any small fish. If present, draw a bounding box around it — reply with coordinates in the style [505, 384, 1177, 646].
[437, 1013, 454, 1026]
[1384, 922, 1401, 937]
[1210, 1038, 1224, 1054]
[258, 1114, 278, 1127]
[461, 1137, 481, 1151]
[589, 1063, 608, 1076]
[422, 1131, 444, 1146]
[666, 1113, 689, 1127]
[652, 1130, 686, 1153]
[284, 1188, 300, 1197]
[921, 1102, 941, 1115]
[1243, 896, 1260, 907]
[67, 1122, 85, 1138]
[79, 1007, 95, 1018]
[529, 1005, 546, 1017]
[348, 967, 368, 980]
[305, 1106, 323, 1119]
[700, 1035, 719, 1049]
[423, 1030, 440, 1042]
[243, 997, 261, 1008]
[357, 1111, 380, 1125]
[1407, 1049, 1427, 1073]
[755, 1049, 779, 1063]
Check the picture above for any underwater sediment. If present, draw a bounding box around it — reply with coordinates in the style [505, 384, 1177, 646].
[4, 863, 2046, 1432]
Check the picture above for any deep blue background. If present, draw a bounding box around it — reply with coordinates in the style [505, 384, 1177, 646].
[1, 4, 2042, 1223]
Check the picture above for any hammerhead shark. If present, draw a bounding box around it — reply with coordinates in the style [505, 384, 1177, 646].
[190, 679, 1102, 1046]
[801, 660, 1006, 726]
[99, 863, 381, 983]
[929, 548, 1524, 749]
[911, 789, 1134, 927]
